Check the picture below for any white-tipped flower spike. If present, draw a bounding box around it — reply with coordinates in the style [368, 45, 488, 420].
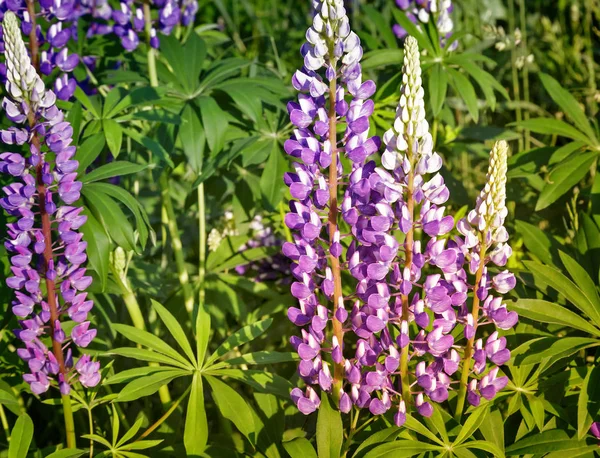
[458, 140, 510, 248]
[382, 36, 440, 173]
[3, 12, 55, 111]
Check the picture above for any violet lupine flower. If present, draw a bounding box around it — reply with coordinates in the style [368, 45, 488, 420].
[1, 11, 99, 395]
[284, 0, 380, 415]
[0, 0, 85, 100]
[86, 0, 198, 52]
[284, 31, 517, 423]
[456, 139, 517, 407]
[394, 0, 456, 50]
[591, 422, 600, 441]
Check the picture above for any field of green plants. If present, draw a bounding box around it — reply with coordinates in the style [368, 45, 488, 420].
[0, 0, 600, 456]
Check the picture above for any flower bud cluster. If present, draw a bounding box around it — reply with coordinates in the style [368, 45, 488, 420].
[0, 0, 90, 100]
[394, 0, 456, 50]
[284, 22, 517, 422]
[1, 12, 99, 395]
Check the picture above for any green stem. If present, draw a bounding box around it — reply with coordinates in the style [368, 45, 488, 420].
[87, 408, 94, 458]
[583, 1, 598, 115]
[137, 384, 192, 441]
[143, 0, 158, 87]
[111, 264, 171, 404]
[508, 0, 523, 152]
[454, 245, 487, 421]
[160, 174, 195, 313]
[518, 0, 530, 150]
[61, 395, 76, 449]
[0, 405, 10, 443]
[198, 183, 206, 309]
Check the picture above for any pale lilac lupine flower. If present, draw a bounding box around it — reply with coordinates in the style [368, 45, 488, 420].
[394, 0, 456, 50]
[1, 11, 99, 395]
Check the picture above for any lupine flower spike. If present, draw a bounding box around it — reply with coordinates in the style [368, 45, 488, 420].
[1, 11, 100, 395]
[394, 0, 456, 50]
[285, 30, 517, 424]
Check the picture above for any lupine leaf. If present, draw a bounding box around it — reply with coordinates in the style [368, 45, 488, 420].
[8, 414, 33, 458]
[429, 63, 448, 116]
[524, 261, 600, 327]
[510, 298, 600, 336]
[505, 429, 595, 455]
[76, 133, 106, 177]
[316, 393, 343, 458]
[116, 418, 144, 448]
[510, 118, 592, 144]
[577, 365, 600, 439]
[184, 373, 208, 456]
[45, 450, 86, 458]
[362, 441, 443, 458]
[208, 369, 292, 398]
[539, 73, 598, 144]
[479, 409, 505, 453]
[104, 366, 177, 385]
[81, 161, 147, 184]
[453, 405, 489, 446]
[511, 337, 600, 366]
[80, 210, 109, 291]
[179, 104, 205, 173]
[536, 150, 597, 210]
[116, 370, 188, 402]
[151, 300, 196, 366]
[447, 68, 479, 122]
[206, 375, 258, 445]
[455, 440, 504, 457]
[205, 318, 273, 366]
[196, 302, 211, 367]
[558, 251, 600, 327]
[221, 351, 297, 366]
[103, 119, 123, 158]
[112, 324, 193, 368]
[353, 427, 402, 458]
[283, 438, 317, 458]
[198, 96, 228, 154]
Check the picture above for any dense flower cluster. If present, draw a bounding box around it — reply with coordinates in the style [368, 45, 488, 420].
[0, 0, 88, 100]
[394, 0, 456, 50]
[1, 11, 99, 395]
[87, 0, 198, 52]
[284, 4, 517, 421]
[284, 0, 380, 414]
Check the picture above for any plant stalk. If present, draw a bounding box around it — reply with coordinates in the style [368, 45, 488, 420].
[198, 183, 206, 309]
[327, 73, 345, 403]
[508, 0, 523, 152]
[454, 244, 487, 421]
[137, 384, 192, 440]
[518, 0, 531, 150]
[0, 405, 10, 442]
[25, 3, 76, 445]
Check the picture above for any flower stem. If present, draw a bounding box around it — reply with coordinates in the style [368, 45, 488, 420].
[507, 0, 523, 152]
[0, 405, 10, 443]
[87, 407, 94, 458]
[518, 0, 530, 150]
[143, 0, 158, 87]
[454, 245, 487, 421]
[61, 395, 76, 448]
[327, 74, 345, 403]
[198, 182, 206, 309]
[136, 384, 192, 440]
[24, 4, 76, 445]
[400, 165, 415, 408]
[160, 174, 195, 313]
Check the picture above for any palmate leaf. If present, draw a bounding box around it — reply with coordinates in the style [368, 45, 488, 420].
[453, 405, 489, 446]
[8, 414, 33, 458]
[428, 63, 448, 116]
[524, 260, 600, 327]
[353, 427, 402, 458]
[505, 429, 596, 455]
[577, 365, 600, 439]
[362, 441, 443, 458]
[539, 73, 598, 144]
[509, 118, 592, 144]
[510, 298, 600, 336]
[205, 375, 258, 446]
[455, 440, 504, 457]
[184, 373, 208, 456]
[316, 393, 343, 458]
[205, 318, 273, 366]
[283, 438, 317, 458]
[81, 161, 147, 184]
[447, 68, 479, 122]
[109, 347, 192, 370]
[151, 300, 196, 366]
[112, 323, 193, 369]
[511, 337, 600, 366]
[116, 370, 189, 402]
[207, 368, 293, 398]
[535, 150, 597, 211]
[80, 210, 110, 291]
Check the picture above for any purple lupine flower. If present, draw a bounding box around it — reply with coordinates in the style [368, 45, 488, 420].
[591, 422, 600, 441]
[284, 0, 380, 414]
[394, 0, 456, 50]
[283, 29, 517, 422]
[1, 11, 99, 395]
